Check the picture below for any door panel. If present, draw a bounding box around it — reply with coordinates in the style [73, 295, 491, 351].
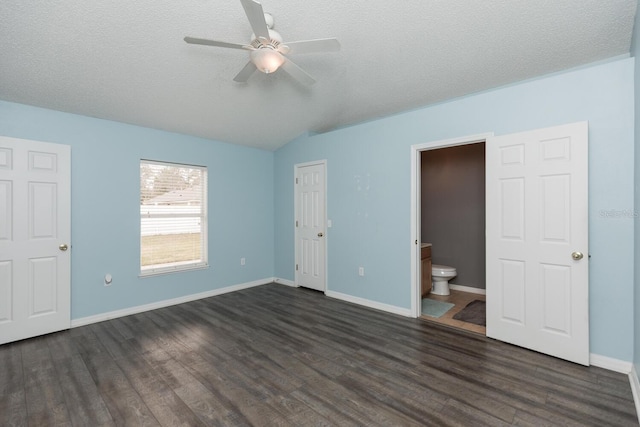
[0, 180, 11, 240]
[500, 178, 524, 239]
[0, 261, 11, 323]
[295, 162, 326, 291]
[0, 136, 70, 345]
[541, 175, 570, 241]
[30, 182, 57, 238]
[486, 122, 589, 365]
[29, 256, 57, 315]
[500, 259, 525, 324]
[540, 263, 571, 334]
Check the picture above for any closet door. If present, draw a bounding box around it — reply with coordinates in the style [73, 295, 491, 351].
[295, 161, 326, 292]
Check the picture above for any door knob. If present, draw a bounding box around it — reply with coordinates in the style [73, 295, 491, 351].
[59, 244, 68, 251]
[571, 251, 583, 260]
[317, 232, 324, 237]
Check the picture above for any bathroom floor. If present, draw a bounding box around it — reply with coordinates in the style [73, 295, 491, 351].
[421, 289, 486, 335]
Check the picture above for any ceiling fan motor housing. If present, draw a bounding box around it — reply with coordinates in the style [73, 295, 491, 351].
[250, 28, 283, 45]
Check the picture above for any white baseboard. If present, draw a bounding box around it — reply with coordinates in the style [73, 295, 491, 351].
[589, 353, 633, 373]
[629, 365, 640, 425]
[71, 277, 273, 328]
[449, 284, 486, 295]
[325, 290, 412, 317]
[273, 277, 297, 287]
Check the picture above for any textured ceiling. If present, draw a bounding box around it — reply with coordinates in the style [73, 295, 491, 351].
[0, 1, 637, 150]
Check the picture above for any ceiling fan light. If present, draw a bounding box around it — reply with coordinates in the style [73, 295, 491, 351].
[250, 48, 284, 74]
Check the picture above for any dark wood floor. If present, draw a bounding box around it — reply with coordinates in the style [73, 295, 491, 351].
[0, 283, 637, 426]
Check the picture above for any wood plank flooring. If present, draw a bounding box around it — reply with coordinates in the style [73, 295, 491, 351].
[1, 283, 637, 426]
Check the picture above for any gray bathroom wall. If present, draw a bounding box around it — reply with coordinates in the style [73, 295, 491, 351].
[421, 143, 486, 289]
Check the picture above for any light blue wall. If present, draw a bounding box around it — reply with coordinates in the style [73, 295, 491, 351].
[0, 100, 274, 319]
[275, 58, 635, 361]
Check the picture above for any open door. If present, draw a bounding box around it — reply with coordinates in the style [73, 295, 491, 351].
[0, 136, 71, 345]
[486, 122, 589, 365]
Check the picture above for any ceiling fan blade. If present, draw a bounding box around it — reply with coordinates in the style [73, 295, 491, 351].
[280, 58, 316, 85]
[285, 38, 341, 54]
[184, 37, 250, 50]
[240, 0, 270, 40]
[233, 61, 257, 82]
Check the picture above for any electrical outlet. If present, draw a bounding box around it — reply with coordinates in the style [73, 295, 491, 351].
[240, 257, 246, 266]
[358, 267, 364, 276]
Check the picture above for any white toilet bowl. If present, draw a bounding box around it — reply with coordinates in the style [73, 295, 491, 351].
[431, 264, 457, 296]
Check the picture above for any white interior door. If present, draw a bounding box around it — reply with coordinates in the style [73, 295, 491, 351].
[486, 122, 589, 365]
[0, 136, 71, 345]
[295, 162, 326, 291]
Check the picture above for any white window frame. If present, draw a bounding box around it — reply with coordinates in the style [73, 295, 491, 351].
[139, 159, 208, 276]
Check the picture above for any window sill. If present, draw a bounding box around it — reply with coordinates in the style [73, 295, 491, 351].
[139, 262, 209, 278]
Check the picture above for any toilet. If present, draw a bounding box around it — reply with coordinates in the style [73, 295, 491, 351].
[431, 264, 457, 296]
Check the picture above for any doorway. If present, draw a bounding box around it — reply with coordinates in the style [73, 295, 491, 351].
[411, 133, 492, 320]
[420, 142, 487, 334]
[411, 134, 490, 334]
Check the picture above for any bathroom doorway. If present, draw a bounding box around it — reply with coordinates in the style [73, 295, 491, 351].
[410, 133, 492, 334]
[421, 142, 486, 333]
[411, 124, 589, 363]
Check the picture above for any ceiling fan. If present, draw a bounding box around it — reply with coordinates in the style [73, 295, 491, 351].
[184, 0, 340, 85]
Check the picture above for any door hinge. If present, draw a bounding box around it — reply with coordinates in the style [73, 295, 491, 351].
[296, 264, 299, 271]
[295, 177, 298, 184]
[295, 220, 298, 227]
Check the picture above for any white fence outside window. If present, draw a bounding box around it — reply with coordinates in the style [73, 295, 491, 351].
[141, 205, 202, 236]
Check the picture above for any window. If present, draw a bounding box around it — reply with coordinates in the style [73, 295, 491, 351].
[140, 160, 207, 275]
